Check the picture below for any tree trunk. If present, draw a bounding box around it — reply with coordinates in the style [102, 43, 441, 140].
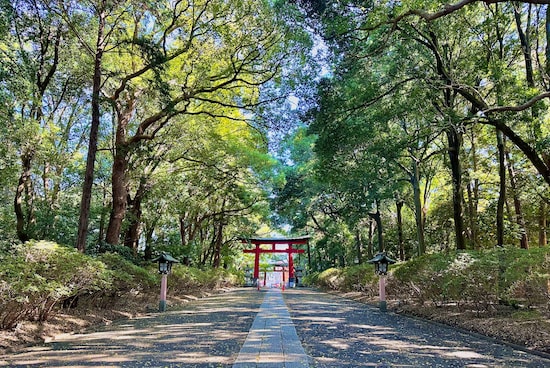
[505, 148, 529, 249]
[179, 215, 195, 266]
[466, 181, 476, 248]
[411, 159, 426, 255]
[496, 129, 506, 247]
[355, 229, 362, 264]
[14, 150, 35, 242]
[446, 126, 466, 250]
[143, 219, 157, 261]
[338, 252, 345, 268]
[369, 200, 384, 253]
[213, 199, 227, 268]
[98, 183, 108, 244]
[105, 147, 128, 245]
[367, 217, 374, 258]
[466, 129, 480, 249]
[76, 4, 106, 252]
[212, 222, 223, 268]
[514, 4, 534, 87]
[15, 19, 62, 242]
[105, 96, 137, 245]
[123, 178, 146, 253]
[396, 200, 405, 261]
[539, 201, 547, 246]
[306, 239, 312, 270]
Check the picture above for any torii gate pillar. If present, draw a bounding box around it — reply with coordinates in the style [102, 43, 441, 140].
[251, 244, 261, 280]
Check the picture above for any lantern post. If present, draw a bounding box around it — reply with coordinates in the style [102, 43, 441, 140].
[152, 252, 179, 312]
[367, 252, 396, 312]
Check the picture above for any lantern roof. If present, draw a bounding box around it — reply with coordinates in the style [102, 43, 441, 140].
[152, 252, 179, 264]
[367, 252, 397, 265]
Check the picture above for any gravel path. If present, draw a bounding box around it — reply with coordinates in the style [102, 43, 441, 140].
[0, 290, 262, 368]
[1, 288, 550, 368]
[283, 288, 550, 367]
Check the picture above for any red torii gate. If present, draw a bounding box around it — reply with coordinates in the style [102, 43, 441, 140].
[242, 236, 309, 288]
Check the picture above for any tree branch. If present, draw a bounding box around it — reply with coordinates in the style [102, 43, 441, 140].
[483, 91, 550, 114]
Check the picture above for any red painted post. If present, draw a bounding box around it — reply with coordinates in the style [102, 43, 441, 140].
[379, 275, 387, 312]
[242, 237, 308, 291]
[253, 244, 260, 280]
[159, 274, 168, 312]
[288, 246, 295, 286]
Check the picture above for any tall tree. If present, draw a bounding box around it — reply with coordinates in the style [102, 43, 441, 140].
[1, 0, 91, 245]
[100, 0, 294, 246]
[295, 0, 550, 252]
[76, 0, 108, 252]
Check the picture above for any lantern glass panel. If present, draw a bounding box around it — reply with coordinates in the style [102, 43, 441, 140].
[159, 262, 168, 274]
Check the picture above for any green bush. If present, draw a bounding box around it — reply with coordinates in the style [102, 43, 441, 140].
[314, 268, 343, 290]
[312, 265, 381, 295]
[0, 241, 112, 329]
[89, 242, 139, 264]
[301, 271, 320, 287]
[309, 248, 550, 312]
[498, 247, 550, 307]
[340, 264, 370, 291]
[392, 253, 451, 305]
[168, 266, 240, 294]
[96, 252, 157, 293]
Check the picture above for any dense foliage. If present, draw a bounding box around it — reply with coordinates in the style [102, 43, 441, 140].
[0, 241, 241, 329]
[272, 0, 550, 269]
[0, 0, 315, 265]
[307, 247, 550, 312]
[1, 0, 549, 332]
[0, 241, 111, 328]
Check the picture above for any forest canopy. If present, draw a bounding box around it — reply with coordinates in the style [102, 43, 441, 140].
[0, 0, 548, 272]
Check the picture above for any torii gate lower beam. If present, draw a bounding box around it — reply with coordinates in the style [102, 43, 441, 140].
[242, 236, 309, 288]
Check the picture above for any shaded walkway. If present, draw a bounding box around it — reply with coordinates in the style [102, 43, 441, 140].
[1, 288, 550, 367]
[284, 288, 550, 367]
[233, 288, 309, 368]
[0, 290, 262, 367]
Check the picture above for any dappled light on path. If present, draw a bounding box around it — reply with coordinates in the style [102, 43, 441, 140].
[232, 288, 309, 367]
[284, 289, 550, 368]
[1, 288, 549, 367]
[0, 291, 261, 368]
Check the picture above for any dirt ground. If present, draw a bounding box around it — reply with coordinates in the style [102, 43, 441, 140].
[1, 288, 549, 357]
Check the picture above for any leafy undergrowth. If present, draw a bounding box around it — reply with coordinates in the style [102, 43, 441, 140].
[0, 240, 242, 354]
[310, 247, 550, 356]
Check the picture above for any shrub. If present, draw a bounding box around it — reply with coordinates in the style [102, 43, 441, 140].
[0, 241, 112, 329]
[89, 242, 139, 264]
[302, 271, 320, 287]
[292, 248, 550, 313]
[498, 247, 550, 308]
[392, 253, 451, 305]
[341, 264, 378, 293]
[96, 252, 157, 294]
[168, 266, 240, 294]
[313, 268, 342, 290]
